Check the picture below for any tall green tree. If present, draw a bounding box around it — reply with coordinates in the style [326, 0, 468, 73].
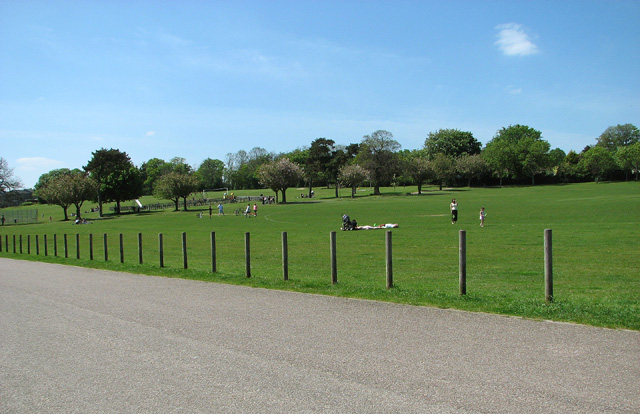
[580, 146, 617, 182]
[306, 138, 335, 197]
[102, 166, 144, 214]
[35, 170, 96, 220]
[430, 153, 456, 190]
[357, 130, 401, 195]
[424, 129, 481, 159]
[153, 171, 199, 211]
[0, 158, 21, 198]
[140, 158, 171, 195]
[456, 154, 489, 187]
[596, 124, 640, 152]
[34, 168, 72, 202]
[482, 124, 550, 185]
[197, 158, 225, 190]
[616, 142, 640, 181]
[84, 148, 136, 216]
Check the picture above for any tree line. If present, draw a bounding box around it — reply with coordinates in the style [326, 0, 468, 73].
[9, 122, 639, 220]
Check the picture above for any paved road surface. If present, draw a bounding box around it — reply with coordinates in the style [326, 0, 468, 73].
[1, 258, 638, 413]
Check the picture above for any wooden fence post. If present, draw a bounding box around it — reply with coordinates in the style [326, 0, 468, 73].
[182, 232, 188, 269]
[43, 234, 48, 256]
[386, 230, 393, 289]
[330, 231, 337, 285]
[119, 233, 124, 263]
[19, 235, 23, 254]
[210, 231, 216, 272]
[5, 234, 8, 252]
[138, 233, 143, 264]
[0, 233, 2, 251]
[459, 230, 467, 296]
[53, 234, 57, 257]
[245, 232, 251, 278]
[282, 231, 288, 281]
[159, 233, 164, 268]
[35, 235, 39, 255]
[89, 234, 94, 260]
[104, 234, 108, 261]
[27, 235, 31, 254]
[64, 234, 68, 258]
[76, 234, 80, 259]
[545, 229, 553, 303]
[13, 235, 16, 253]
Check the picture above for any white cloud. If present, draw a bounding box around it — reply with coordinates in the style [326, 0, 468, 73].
[495, 23, 539, 56]
[146, 131, 156, 137]
[506, 85, 523, 94]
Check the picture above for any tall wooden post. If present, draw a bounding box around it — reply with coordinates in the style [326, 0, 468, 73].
[64, 234, 68, 258]
[545, 229, 553, 303]
[138, 233, 143, 264]
[53, 234, 57, 257]
[75, 234, 80, 259]
[459, 230, 467, 296]
[182, 232, 188, 269]
[330, 231, 337, 285]
[119, 233, 124, 263]
[210, 231, 216, 273]
[19, 235, 23, 254]
[159, 233, 164, 268]
[27, 235, 31, 254]
[245, 232, 251, 278]
[282, 231, 288, 281]
[89, 234, 94, 260]
[43, 234, 48, 256]
[386, 230, 393, 289]
[35, 235, 39, 255]
[103, 234, 108, 261]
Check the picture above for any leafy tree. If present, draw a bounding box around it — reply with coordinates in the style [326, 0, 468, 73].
[327, 144, 359, 197]
[424, 129, 481, 159]
[197, 158, 225, 190]
[338, 164, 369, 198]
[35, 170, 96, 220]
[257, 158, 303, 203]
[102, 166, 144, 214]
[430, 153, 456, 190]
[306, 138, 335, 197]
[357, 130, 401, 195]
[140, 158, 171, 195]
[153, 171, 199, 211]
[482, 124, 550, 185]
[399, 150, 431, 194]
[34, 168, 72, 202]
[0, 157, 21, 195]
[84, 148, 136, 216]
[456, 154, 489, 187]
[615, 142, 640, 181]
[580, 146, 617, 182]
[596, 124, 640, 152]
[556, 150, 588, 183]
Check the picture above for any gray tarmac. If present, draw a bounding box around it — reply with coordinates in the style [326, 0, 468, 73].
[1, 258, 638, 413]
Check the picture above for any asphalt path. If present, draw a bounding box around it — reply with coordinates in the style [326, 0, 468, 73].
[1, 258, 638, 413]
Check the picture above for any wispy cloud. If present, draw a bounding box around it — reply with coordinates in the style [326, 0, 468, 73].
[495, 23, 539, 56]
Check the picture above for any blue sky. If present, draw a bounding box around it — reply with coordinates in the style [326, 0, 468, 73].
[1, 0, 639, 188]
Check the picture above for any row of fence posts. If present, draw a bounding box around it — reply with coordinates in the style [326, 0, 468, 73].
[0, 229, 554, 303]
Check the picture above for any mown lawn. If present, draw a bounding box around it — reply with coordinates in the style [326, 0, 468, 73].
[1, 182, 638, 330]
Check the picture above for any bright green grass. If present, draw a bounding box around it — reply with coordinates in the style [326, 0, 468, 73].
[1, 182, 639, 330]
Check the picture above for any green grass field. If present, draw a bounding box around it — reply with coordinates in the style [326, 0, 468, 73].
[1, 182, 638, 330]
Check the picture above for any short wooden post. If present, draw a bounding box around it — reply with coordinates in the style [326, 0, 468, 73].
[4, 234, 8, 252]
[35, 235, 39, 255]
[13, 235, 16, 253]
[27, 235, 31, 254]
[19, 235, 23, 254]
[64, 234, 68, 258]
[119, 233, 124, 263]
[182, 232, 188, 269]
[159, 233, 164, 267]
[53, 234, 57, 257]
[210, 232, 216, 272]
[138, 233, 143, 264]
[43, 234, 48, 256]
[0, 233, 2, 251]
[330, 231, 337, 285]
[89, 234, 94, 260]
[103, 234, 108, 261]
[76, 234, 80, 259]
[545, 229, 553, 303]
[386, 230, 393, 289]
[282, 231, 288, 281]
[459, 230, 467, 296]
[245, 232, 251, 278]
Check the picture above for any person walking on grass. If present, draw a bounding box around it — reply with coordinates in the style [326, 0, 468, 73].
[217, 203, 224, 216]
[253, 203, 258, 216]
[479, 207, 486, 227]
[450, 198, 458, 224]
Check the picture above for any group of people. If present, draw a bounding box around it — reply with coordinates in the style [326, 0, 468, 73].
[450, 198, 486, 227]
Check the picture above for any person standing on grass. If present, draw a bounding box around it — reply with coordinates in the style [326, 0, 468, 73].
[209, 205, 212, 219]
[450, 198, 458, 224]
[245, 204, 251, 217]
[253, 203, 258, 216]
[217, 203, 224, 216]
[479, 207, 486, 227]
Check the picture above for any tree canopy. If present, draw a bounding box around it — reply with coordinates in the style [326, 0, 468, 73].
[357, 130, 401, 195]
[424, 129, 481, 160]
